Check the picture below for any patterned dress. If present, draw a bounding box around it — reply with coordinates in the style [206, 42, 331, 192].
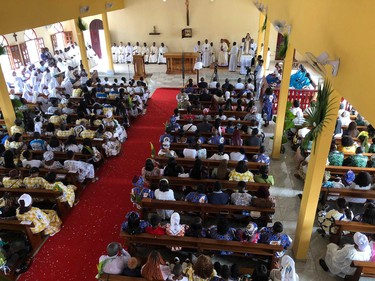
[208, 226, 236, 255]
[16, 207, 62, 235]
[228, 170, 254, 182]
[259, 226, 292, 258]
[23, 176, 48, 189]
[45, 181, 76, 207]
[328, 151, 344, 166]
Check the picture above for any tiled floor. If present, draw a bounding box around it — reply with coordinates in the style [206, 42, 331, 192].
[95, 62, 372, 280]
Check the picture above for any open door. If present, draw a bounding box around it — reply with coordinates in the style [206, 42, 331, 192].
[89, 19, 103, 59]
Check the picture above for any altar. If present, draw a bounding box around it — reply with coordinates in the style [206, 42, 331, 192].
[240, 54, 253, 75]
[164, 52, 198, 74]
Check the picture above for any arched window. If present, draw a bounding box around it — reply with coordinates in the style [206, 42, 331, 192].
[0, 35, 9, 47]
[0, 35, 13, 72]
[51, 22, 71, 53]
[21, 29, 44, 64]
[53, 22, 64, 33]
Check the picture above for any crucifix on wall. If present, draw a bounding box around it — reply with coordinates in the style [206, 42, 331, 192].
[185, 0, 190, 26]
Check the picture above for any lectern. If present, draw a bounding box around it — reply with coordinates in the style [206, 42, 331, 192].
[133, 55, 146, 80]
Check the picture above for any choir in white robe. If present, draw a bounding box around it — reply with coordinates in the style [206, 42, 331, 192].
[87, 47, 98, 68]
[202, 43, 211, 67]
[218, 42, 228, 66]
[149, 45, 158, 63]
[238, 41, 244, 66]
[118, 43, 125, 64]
[210, 44, 216, 64]
[194, 44, 202, 62]
[13, 75, 24, 93]
[158, 45, 168, 64]
[228, 45, 239, 72]
[133, 44, 141, 55]
[22, 83, 34, 103]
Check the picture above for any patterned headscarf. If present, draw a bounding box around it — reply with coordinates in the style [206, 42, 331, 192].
[132, 176, 145, 188]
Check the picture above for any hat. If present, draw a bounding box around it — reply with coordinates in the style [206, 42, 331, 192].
[160, 178, 169, 184]
[127, 257, 138, 270]
[244, 222, 258, 236]
[344, 170, 355, 185]
[162, 141, 170, 149]
[132, 175, 145, 188]
[18, 193, 32, 207]
[43, 151, 54, 161]
[353, 232, 369, 251]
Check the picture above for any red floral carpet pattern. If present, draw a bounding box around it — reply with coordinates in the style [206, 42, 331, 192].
[19, 88, 179, 281]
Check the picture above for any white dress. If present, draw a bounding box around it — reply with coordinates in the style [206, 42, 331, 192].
[325, 243, 371, 278]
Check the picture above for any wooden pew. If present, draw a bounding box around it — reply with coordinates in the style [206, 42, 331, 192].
[325, 165, 375, 175]
[154, 156, 265, 170]
[330, 220, 375, 245]
[120, 233, 283, 269]
[0, 188, 70, 220]
[320, 187, 375, 205]
[0, 220, 45, 254]
[346, 261, 375, 281]
[99, 275, 146, 281]
[177, 118, 252, 127]
[145, 176, 270, 193]
[140, 198, 274, 223]
[179, 109, 249, 119]
[170, 143, 260, 155]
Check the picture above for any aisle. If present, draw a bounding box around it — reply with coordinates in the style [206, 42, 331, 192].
[19, 88, 179, 281]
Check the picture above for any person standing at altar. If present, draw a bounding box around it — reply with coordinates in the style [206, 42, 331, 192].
[125, 42, 133, 63]
[118, 42, 125, 64]
[237, 38, 245, 66]
[158, 43, 168, 64]
[149, 42, 158, 64]
[141, 43, 150, 64]
[133, 42, 141, 56]
[218, 39, 228, 66]
[243, 33, 251, 55]
[194, 41, 202, 62]
[202, 39, 211, 68]
[228, 42, 238, 72]
[210, 42, 216, 64]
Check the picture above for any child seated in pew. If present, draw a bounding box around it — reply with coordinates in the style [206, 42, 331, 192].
[121, 211, 149, 235]
[145, 214, 165, 235]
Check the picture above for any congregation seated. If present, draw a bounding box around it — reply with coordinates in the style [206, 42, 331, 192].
[343, 147, 367, 167]
[208, 218, 236, 255]
[259, 221, 292, 258]
[207, 182, 229, 205]
[229, 160, 254, 182]
[254, 165, 275, 185]
[154, 178, 176, 220]
[185, 184, 208, 203]
[97, 242, 131, 276]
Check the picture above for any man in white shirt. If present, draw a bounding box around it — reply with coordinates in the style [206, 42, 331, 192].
[111, 43, 119, 63]
[87, 45, 98, 67]
[158, 43, 168, 64]
[133, 42, 141, 55]
[141, 42, 150, 63]
[149, 42, 158, 64]
[194, 41, 202, 62]
[229, 42, 238, 72]
[255, 60, 264, 100]
[202, 39, 211, 68]
[125, 42, 133, 63]
[235, 78, 245, 89]
[182, 119, 197, 132]
[98, 242, 131, 275]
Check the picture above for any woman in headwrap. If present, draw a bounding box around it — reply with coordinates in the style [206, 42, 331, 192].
[269, 255, 299, 281]
[165, 212, 189, 251]
[130, 175, 154, 209]
[102, 132, 121, 157]
[44, 172, 76, 208]
[121, 211, 149, 235]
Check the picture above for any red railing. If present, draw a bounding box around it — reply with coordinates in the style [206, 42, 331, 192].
[272, 89, 317, 114]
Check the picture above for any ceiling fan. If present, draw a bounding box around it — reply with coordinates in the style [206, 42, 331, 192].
[305, 52, 340, 77]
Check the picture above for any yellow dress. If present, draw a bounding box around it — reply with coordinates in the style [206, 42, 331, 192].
[229, 170, 254, 182]
[16, 207, 62, 235]
[45, 181, 76, 207]
[23, 176, 48, 189]
[2, 177, 23, 188]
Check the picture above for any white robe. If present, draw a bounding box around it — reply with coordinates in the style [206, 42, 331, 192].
[117, 45, 125, 63]
[149, 46, 158, 63]
[158, 46, 168, 64]
[229, 46, 239, 71]
[218, 42, 228, 66]
[202, 43, 211, 67]
[238, 42, 244, 66]
[125, 45, 133, 63]
[111, 46, 118, 63]
[141, 46, 150, 62]
[194, 45, 202, 62]
[133, 45, 141, 55]
[87, 48, 98, 68]
[64, 160, 95, 183]
[325, 243, 371, 278]
[13, 76, 24, 93]
[210, 45, 216, 64]
[22, 83, 34, 103]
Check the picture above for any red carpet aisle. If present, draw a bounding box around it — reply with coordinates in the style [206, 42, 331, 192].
[19, 88, 179, 281]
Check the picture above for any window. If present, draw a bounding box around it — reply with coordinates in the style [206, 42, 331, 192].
[23, 29, 42, 64]
[53, 22, 64, 33]
[24, 29, 37, 41]
[0, 35, 12, 73]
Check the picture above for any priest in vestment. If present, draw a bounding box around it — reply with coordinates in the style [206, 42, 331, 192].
[118, 42, 125, 64]
[133, 42, 141, 55]
[210, 42, 216, 64]
[194, 41, 202, 62]
[202, 39, 211, 68]
[228, 42, 238, 72]
[141, 43, 150, 63]
[218, 39, 228, 66]
[238, 38, 245, 66]
[158, 43, 168, 64]
[149, 42, 158, 64]
[125, 42, 133, 63]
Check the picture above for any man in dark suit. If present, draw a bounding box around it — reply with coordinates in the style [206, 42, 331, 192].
[198, 77, 208, 89]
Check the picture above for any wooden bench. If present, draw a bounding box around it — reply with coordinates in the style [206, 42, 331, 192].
[179, 109, 249, 119]
[145, 176, 270, 193]
[140, 198, 274, 224]
[320, 187, 375, 205]
[170, 143, 260, 155]
[330, 220, 375, 244]
[178, 118, 252, 127]
[325, 165, 375, 175]
[120, 233, 283, 269]
[0, 188, 70, 220]
[154, 156, 265, 170]
[346, 261, 375, 281]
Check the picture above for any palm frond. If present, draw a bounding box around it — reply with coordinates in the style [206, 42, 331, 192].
[302, 79, 338, 152]
[0, 45, 6, 56]
[262, 14, 268, 32]
[277, 34, 288, 59]
[78, 17, 87, 31]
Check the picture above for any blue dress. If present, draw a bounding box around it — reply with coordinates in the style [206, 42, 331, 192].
[209, 226, 236, 255]
[262, 94, 276, 121]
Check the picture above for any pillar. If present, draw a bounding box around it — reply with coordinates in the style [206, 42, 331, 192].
[102, 12, 115, 75]
[73, 18, 90, 78]
[271, 44, 294, 159]
[262, 18, 271, 71]
[256, 13, 265, 56]
[293, 88, 341, 260]
[0, 65, 16, 135]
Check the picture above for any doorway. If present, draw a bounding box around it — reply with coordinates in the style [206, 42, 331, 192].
[89, 19, 104, 59]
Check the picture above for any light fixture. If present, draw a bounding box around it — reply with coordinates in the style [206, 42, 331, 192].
[305, 52, 340, 77]
[253, 0, 267, 13]
[80, 5, 90, 14]
[163, 0, 167, 2]
[273, 20, 291, 35]
[105, 2, 113, 9]
[210, 0, 214, 2]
